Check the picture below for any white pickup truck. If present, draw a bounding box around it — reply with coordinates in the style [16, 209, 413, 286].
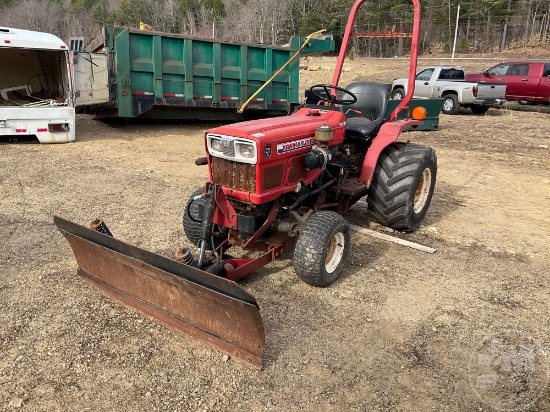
[391, 66, 506, 115]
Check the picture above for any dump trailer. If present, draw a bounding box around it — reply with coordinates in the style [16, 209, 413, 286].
[56, 0, 434, 370]
[72, 27, 334, 121]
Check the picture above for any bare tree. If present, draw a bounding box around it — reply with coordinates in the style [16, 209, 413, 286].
[1, 0, 66, 37]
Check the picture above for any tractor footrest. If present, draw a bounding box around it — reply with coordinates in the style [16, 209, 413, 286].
[328, 180, 368, 196]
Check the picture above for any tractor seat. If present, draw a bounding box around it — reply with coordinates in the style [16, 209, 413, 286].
[342, 82, 390, 140]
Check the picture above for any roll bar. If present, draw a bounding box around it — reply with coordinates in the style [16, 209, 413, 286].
[331, 0, 421, 120]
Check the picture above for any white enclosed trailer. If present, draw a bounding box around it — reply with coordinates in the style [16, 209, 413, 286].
[0, 27, 75, 143]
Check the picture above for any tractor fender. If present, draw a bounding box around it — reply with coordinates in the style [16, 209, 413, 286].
[358, 119, 423, 187]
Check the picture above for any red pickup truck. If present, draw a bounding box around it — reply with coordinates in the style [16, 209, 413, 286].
[465, 62, 550, 105]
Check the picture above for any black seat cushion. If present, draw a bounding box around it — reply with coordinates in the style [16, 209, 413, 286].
[346, 117, 381, 139]
[342, 81, 390, 139]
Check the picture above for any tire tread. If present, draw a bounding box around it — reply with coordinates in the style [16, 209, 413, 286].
[294, 211, 350, 287]
[366, 142, 437, 231]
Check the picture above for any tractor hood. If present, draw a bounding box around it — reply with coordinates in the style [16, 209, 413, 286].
[204, 107, 348, 205]
[206, 108, 347, 145]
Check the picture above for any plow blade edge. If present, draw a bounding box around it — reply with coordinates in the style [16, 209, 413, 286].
[54, 216, 265, 369]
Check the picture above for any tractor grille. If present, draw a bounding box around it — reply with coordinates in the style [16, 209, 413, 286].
[222, 138, 235, 157]
[262, 164, 285, 190]
[211, 157, 256, 192]
[287, 156, 306, 184]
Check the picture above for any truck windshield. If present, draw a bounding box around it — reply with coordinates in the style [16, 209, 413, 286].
[438, 68, 465, 80]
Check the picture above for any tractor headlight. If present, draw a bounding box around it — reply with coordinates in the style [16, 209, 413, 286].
[238, 143, 255, 158]
[211, 138, 223, 152]
[206, 133, 257, 164]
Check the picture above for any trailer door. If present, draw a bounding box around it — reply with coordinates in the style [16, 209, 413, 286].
[72, 52, 109, 107]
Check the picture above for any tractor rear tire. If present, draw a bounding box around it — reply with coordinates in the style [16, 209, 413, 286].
[366, 142, 437, 231]
[293, 211, 350, 287]
[441, 94, 460, 115]
[183, 187, 214, 248]
[471, 105, 490, 115]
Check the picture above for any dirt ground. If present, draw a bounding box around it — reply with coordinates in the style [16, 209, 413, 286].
[1, 57, 550, 411]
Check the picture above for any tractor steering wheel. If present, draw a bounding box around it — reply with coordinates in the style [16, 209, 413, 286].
[309, 84, 357, 106]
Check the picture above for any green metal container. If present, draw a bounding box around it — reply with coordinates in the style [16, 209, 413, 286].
[82, 27, 333, 121]
[384, 98, 443, 131]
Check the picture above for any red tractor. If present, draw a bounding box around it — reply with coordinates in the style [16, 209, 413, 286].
[55, 0, 435, 369]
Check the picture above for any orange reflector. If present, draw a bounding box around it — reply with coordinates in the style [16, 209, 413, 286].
[412, 106, 427, 120]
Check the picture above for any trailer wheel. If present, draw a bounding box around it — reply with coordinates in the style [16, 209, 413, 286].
[366, 142, 437, 231]
[391, 88, 405, 100]
[471, 105, 489, 115]
[441, 94, 460, 114]
[183, 187, 224, 248]
[293, 211, 350, 287]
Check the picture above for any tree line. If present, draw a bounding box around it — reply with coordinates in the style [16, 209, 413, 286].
[0, 0, 549, 56]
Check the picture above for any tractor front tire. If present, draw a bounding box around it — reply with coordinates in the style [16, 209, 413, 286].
[366, 142, 437, 231]
[442, 94, 460, 115]
[183, 187, 214, 248]
[293, 211, 350, 287]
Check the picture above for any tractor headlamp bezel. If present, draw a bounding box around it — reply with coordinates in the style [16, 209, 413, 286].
[206, 133, 258, 164]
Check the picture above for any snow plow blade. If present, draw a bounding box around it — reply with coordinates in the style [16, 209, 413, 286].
[54, 215, 265, 370]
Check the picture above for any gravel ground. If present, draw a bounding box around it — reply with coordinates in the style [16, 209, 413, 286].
[1, 57, 550, 411]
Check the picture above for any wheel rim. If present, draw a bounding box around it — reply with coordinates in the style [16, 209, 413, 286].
[394, 91, 403, 99]
[443, 98, 454, 112]
[414, 168, 432, 213]
[325, 232, 345, 274]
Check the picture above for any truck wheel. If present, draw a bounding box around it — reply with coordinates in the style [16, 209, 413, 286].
[391, 88, 405, 100]
[441, 94, 460, 115]
[293, 211, 350, 287]
[366, 142, 437, 231]
[471, 105, 489, 115]
[518, 100, 532, 106]
[183, 187, 222, 248]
